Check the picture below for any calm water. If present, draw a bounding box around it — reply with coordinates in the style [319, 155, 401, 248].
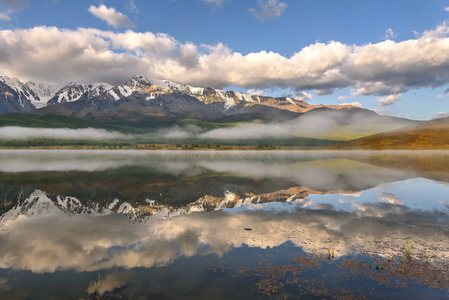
[0, 150, 449, 299]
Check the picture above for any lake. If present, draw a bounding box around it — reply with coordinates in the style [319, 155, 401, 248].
[0, 150, 449, 299]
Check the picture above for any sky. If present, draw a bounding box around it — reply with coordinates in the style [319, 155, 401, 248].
[0, 0, 448, 120]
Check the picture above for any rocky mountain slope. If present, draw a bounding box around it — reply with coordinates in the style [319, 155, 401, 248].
[0, 75, 352, 117]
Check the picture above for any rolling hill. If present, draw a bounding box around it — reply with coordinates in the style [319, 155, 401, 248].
[327, 117, 449, 149]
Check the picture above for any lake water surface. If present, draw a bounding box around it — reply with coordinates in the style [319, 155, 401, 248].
[0, 150, 449, 299]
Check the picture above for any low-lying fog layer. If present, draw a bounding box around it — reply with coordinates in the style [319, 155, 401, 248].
[0, 127, 128, 140]
[155, 111, 412, 140]
[0, 110, 412, 141]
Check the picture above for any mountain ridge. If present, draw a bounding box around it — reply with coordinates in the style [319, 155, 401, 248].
[0, 74, 357, 116]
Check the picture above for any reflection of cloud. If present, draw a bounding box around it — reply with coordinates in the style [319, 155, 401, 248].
[338, 198, 355, 204]
[1, 193, 449, 274]
[379, 192, 402, 205]
[340, 191, 362, 197]
[0, 277, 9, 290]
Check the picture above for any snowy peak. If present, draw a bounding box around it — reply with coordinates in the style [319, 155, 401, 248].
[48, 82, 89, 104]
[0, 74, 355, 114]
[0, 76, 59, 108]
[24, 81, 59, 108]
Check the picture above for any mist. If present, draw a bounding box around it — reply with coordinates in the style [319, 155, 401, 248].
[0, 126, 128, 140]
[155, 110, 412, 140]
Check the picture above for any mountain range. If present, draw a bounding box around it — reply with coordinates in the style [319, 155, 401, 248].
[4, 74, 448, 149]
[0, 74, 350, 113]
[0, 74, 374, 124]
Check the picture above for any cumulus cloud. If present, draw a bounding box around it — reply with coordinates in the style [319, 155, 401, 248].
[0, 127, 127, 140]
[377, 94, 401, 106]
[88, 4, 135, 28]
[249, 0, 288, 22]
[445, 7, 449, 12]
[1, 22, 449, 104]
[337, 96, 348, 101]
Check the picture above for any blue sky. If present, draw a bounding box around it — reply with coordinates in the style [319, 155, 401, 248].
[1, 0, 449, 120]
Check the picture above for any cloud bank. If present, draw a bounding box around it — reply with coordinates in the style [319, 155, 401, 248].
[0, 127, 127, 140]
[1, 22, 449, 105]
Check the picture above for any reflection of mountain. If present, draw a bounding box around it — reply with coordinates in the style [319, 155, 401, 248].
[1, 191, 449, 274]
[0, 185, 357, 223]
[0, 150, 416, 207]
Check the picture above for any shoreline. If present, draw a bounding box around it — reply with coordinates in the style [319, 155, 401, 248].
[1, 146, 449, 151]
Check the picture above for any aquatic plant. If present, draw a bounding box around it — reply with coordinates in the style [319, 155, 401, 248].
[405, 239, 414, 258]
[88, 273, 101, 299]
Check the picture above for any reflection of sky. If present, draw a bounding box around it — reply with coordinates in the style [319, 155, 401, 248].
[304, 177, 449, 212]
[1, 150, 449, 276]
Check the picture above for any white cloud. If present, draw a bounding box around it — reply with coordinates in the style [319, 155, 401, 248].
[247, 89, 267, 96]
[341, 102, 362, 108]
[88, 4, 135, 29]
[1, 22, 449, 108]
[445, 6, 449, 12]
[337, 96, 348, 101]
[377, 94, 401, 106]
[437, 94, 445, 99]
[384, 28, 397, 40]
[249, 0, 288, 22]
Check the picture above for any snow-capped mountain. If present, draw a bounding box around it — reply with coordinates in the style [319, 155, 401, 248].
[0, 74, 354, 117]
[47, 82, 113, 105]
[0, 75, 59, 112]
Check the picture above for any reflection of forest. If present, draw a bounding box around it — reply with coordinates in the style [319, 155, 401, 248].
[0, 152, 430, 207]
[347, 151, 449, 183]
